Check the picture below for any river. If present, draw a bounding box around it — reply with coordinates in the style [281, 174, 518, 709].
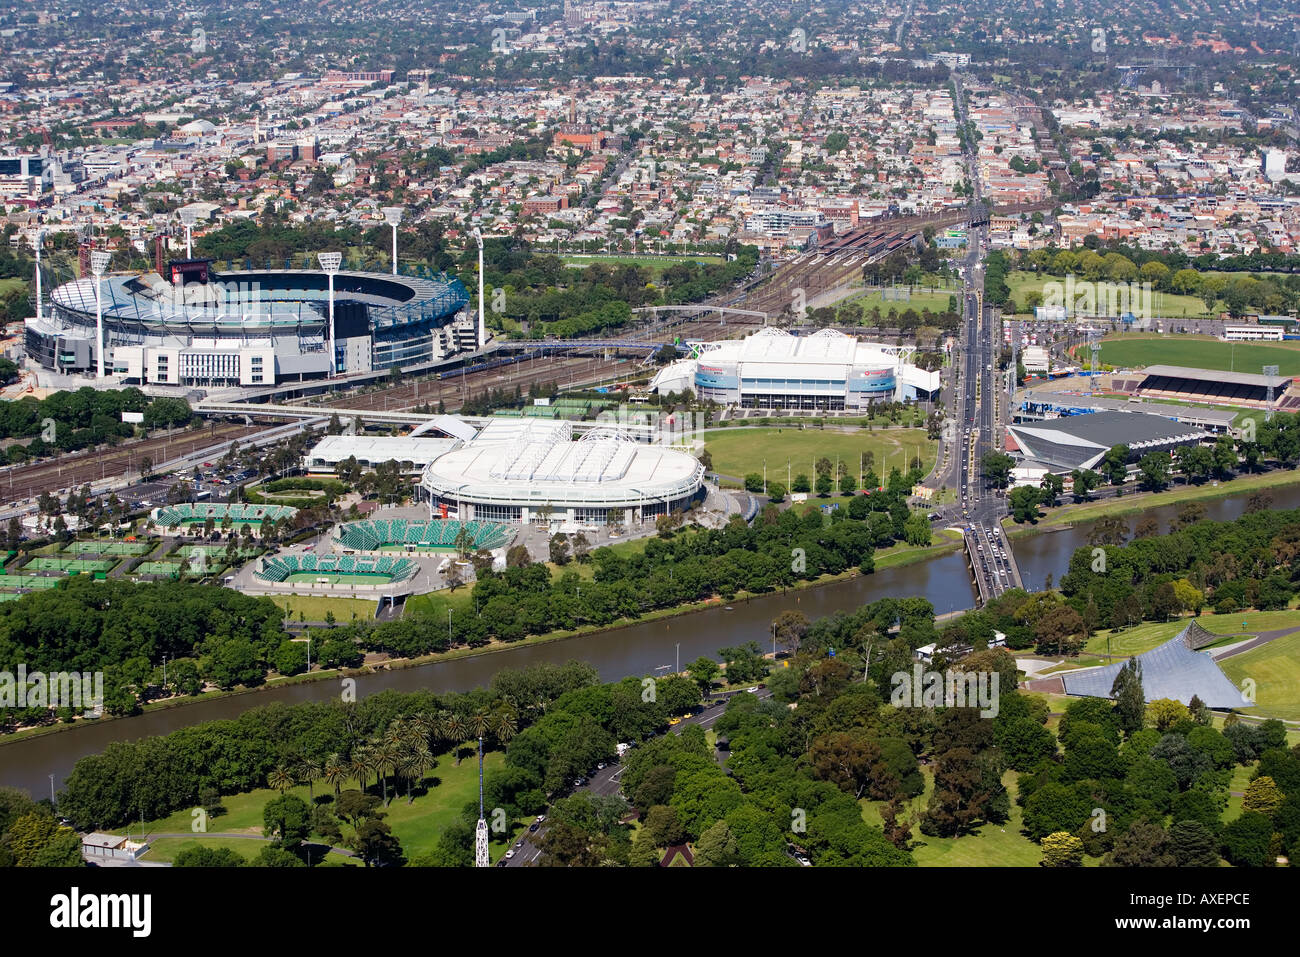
[5, 480, 1298, 797]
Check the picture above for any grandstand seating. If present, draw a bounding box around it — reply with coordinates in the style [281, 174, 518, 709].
[334, 518, 513, 552]
[154, 503, 297, 529]
[255, 553, 419, 584]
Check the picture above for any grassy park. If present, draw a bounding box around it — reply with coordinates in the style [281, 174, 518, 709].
[703, 427, 936, 484]
[1220, 630, 1300, 722]
[271, 594, 378, 622]
[1004, 272, 1211, 318]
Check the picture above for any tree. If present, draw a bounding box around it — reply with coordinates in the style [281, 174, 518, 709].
[263, 794, 312, 847]
[815, 474, 833, 497]
[1110, 658, 1144, 735]
[548, 533, 571, 566]
[643, 804, 686, 848]
[981, 452, 1014, 489]
[1145, 698, 1190, 733]
[1103, 817, 1177, 867]
[1137, 452, 1171, 492]
[1009, 486, 1041, 523]
[1242, 776, 1284, 819]
[4, 813, 83, 867]
[350, 817, 405, 867]
[1169, 820, 1220, 867]
[1220, 811, 1274, 867]
[695, 819, 739, 866]
[772, 611, 809, 656]
[1040, 831, 1084, 867]
[687, 657, 718, 696]
[174, 845, 246, 867]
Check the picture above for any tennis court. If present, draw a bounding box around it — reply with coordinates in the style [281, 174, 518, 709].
[284, 573, 395, 585]
[0, 575, 62, 590]
[64, 541, 152, 556]
[134, 561, 185, 577]
[28, 557, 115, 573]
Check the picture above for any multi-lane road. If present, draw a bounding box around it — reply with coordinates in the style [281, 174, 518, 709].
[501, 687, 772, 866]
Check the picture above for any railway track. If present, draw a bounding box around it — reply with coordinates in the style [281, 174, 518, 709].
[0, 422, 262, 502]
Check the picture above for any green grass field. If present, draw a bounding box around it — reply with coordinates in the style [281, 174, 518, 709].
[703, 427, 935, 483]
[1220, 630, 1300, 722]
[404, 586, 475, 622]
[1095, 334, 1300, 376]
[1083, 610, 1300, 659]
[270, 594, 377, 622]
[284, 572, 393, 585]
[1005, 272, 1211, 318]
[562, 254, 722, 275]
[125, 749, 508, 863]
[861, 769, 1080, 867]
[840, 288, 957, 318]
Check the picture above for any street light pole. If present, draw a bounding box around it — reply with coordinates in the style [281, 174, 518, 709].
[33, 229, 44, 322]
[179, 206, 199, 259]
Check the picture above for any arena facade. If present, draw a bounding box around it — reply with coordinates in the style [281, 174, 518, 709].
[418, 417, 705, 526]
[29, 258, 471, 387]
[648, 328, 941, 410]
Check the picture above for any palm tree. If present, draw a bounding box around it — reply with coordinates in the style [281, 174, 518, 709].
[398, 744, 433, 804]
[493, 707, 518, 747]
[297, 756, 321, 801]
[350, 746, 374, 793]
[444, 712, 468, 765]
[468, 707, 492, 742]
[372, 740, 398, 805]
[323, 753, 348, 796]
[267, 764, 295, 794]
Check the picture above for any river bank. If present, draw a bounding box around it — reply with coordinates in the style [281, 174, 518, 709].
[0, 535, 964, 748]
[1002, 468, 1300, 539]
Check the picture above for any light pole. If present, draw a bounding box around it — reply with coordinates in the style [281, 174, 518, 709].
[471, 227, 485, 349]
[178, 206, 199, 259]
[382, 206, 403, 275]
[318, 252, 342, 378]
[90, 250, 111, 379]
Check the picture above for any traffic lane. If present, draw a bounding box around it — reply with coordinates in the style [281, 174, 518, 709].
[503, 689, 771, 865]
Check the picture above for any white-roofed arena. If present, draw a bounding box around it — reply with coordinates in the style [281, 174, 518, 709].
[419, 417, 705, 526]
[649, 327, 940, 411]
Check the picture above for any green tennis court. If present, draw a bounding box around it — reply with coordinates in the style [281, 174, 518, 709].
[28, 557, 115, 573]
[377, 544, 456, 553]
[175, 544, 260, 560]
[64, 541, 152, 556]
[135, 561, 185, 577]
[284, 573, 395, 585]
[0, 575, 61, 590]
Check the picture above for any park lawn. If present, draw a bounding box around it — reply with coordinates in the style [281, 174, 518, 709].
[139, 836, 267, 864]
[1223, 764, 1257, 824]
[1004, 272, 1211, 318]
[1219, 630, 1300, 723]
[840, 288, 957, 317]
[403, 586, 475, 622]
[1083, 610, 1300, 658]
[119, 750, 508, 862]
[861, 769, 1092, 867]
[704, 427, 935, 484]
[272, 594, 378, 623]
[378, 750, 507, 859]
[1096, 333, 1300, 376]
[562, 254, 722, 275]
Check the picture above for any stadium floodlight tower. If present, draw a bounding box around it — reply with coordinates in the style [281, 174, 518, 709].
[1265, 365, 1280, 422]
[90, 250, 111, 378]
[318, 252, 343, 378]
[382, 207, 403, 275]
[32, 228, 44, 322]
[178, 206, 200, 259]
[471, 226, 485, 349]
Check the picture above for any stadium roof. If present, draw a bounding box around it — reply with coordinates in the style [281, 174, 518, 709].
[1141, 365, 1289, 388]
[1007, 411, 1205, 470]
[422, 420, 703, 508]
[306, 435, 461, 470]
[1017, 388, 1237, 428]
[1061, 624, 1254, 709]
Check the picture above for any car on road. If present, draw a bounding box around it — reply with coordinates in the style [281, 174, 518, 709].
[504, 849, 515, 860]
[744, 686, 759, 694]
[596, 762, 606, 770]
[514, 839, 523, 848]
[529, 823, 539, 833]
[536, 814, 546, 823]
[667, 716, 682, 726]
[573, 777, 585, 788]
